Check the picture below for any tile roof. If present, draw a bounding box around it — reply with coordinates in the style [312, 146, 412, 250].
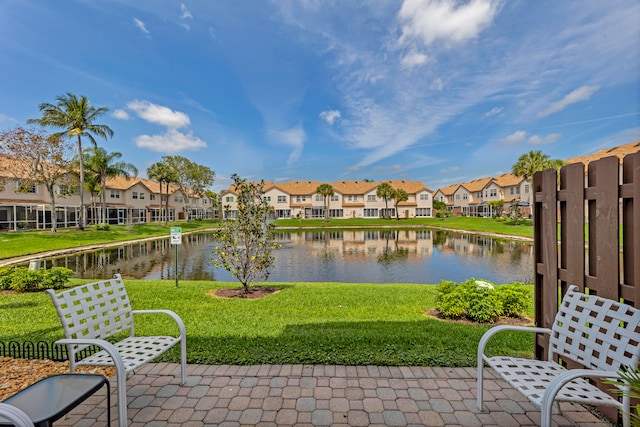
[435, 183, 459, 196]
[492, 173, 523, 187]
[459, 177, 493, 193]
[565, 141, 640, 166]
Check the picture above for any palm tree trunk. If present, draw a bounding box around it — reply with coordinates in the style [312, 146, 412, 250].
[102, 176, 107, 225]
[77, 135, 85, 230]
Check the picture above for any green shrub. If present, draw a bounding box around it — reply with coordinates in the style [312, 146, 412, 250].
[435, 278, 529, 323]
[94, 223, 111, 231]
[0, 267, 73, 292]
[495, 282, 530, 317]
[9, 268, 42, 292]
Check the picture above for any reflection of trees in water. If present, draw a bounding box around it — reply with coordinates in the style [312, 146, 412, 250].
[377, 230, 409, 266]
[432, 230, 451, 246]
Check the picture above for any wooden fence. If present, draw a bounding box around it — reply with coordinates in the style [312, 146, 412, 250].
[533, 151, 640, 422]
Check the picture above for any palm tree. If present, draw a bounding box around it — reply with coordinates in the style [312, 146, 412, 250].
[512, 150, 565, 218]
[316, 183, 334, 221]
[84, 147, 138, 225]
[27, 93, 113, 230]
[147, 162, 178, 224]
[393, 188, 408, 220]
[376, 182, 395, 219]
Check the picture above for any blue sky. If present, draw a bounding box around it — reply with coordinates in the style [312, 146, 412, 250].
[1, 1, 638, 191]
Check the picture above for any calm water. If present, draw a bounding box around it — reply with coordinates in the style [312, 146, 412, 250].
[40, 229, 534, 285]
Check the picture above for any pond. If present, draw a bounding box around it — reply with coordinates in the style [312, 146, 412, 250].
[40, 229, 534, 285]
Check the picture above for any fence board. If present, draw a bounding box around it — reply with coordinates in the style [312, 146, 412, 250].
[534, 152, 640, 424]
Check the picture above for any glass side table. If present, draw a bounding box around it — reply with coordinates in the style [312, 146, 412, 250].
[0, 374, 110, 427]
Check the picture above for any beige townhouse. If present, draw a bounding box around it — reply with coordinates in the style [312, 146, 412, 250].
[220, 179, 433, 220]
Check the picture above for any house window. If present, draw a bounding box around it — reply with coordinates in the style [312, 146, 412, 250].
[510, 187, 515, 195]
[139, 192, 145, 200]
[278, 195, 286, 203]
[490, 189, 497, 197]
[363, 208, 378, 217]
[477, 192, 482, 198]
[463, 193, 468, 200]
[367, 195, 376, 202]
[348, 195, 358, 202]
[315, 195, 323, 202]
[296, 195, 307, 203]
[456, 194, 460, 200]
[132, 192, 138, 199]
[226, 196, 234, 202]
[150, 194, 156, 201]
[524, 184, 530, 193]
[329, 209, 343, 218]
[420, 193, 429, 200]
[110, 190, 120, 199]
[265, 196, 271, 202]
[330, 195, 339, 202]
[17, 181, 37, 194]
[416, 208, 431, 217]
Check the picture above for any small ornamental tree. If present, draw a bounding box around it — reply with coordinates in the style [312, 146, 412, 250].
[211, 174, 281, 293]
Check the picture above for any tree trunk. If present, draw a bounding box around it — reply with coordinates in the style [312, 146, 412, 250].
[102, 176, 108, 225]
[77, 135, 85, 230]
[46, 184, 57, 233]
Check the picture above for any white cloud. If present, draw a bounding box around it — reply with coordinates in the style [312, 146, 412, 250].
[134, 129, 206, 153]
[319, 109, 341, 125]
[503, 130, 527, 146]
[398, 0, 501, 47]
[112, 109, 130, 120]
[401, 51, 429, 68]
[127, 100, 190, 128]
[271, 125, 306, 165]
[440, 166, 460, 173]
[485, 106, 502, 117]
[208, 26, 216, 39]
[180, 4, 192, 20]
[528, 133, 561, 145]
[179, 4, 192, 30]
[133, 18, 150, 34]
[430, 78, 444, 91]
[0, 113, 18, 123]
[538, 85, 600, 117]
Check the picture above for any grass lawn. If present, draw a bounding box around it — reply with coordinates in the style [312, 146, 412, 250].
[0, 280, 535, 366]
[276, 217, 534, 239]
[0, 220, 220, 260]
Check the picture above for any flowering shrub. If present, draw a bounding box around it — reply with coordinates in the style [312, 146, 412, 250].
[436, 278, 530, 323]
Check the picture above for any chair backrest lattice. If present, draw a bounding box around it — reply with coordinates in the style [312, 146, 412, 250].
[48, 274, 132, 351]
[549, 286, 640, 372]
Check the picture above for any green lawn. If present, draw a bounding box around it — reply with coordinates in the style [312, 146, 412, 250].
[275, 217, 534, 239]
[0, 220, 220, 260]
[0, 280, 535, 366]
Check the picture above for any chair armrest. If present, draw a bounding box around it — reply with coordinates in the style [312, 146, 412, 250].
[0, 403, 35, 427]
[131, 309, 187, 338]
[55, 338, 127, 375]
[477, 325, 552, 363]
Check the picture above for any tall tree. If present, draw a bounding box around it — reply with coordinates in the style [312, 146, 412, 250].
[211, 174, 281, 293]
[315, 183, 334, 222]
[0, 127, 76, 232]
[512, 150, 565, 217]
[83, 147, 138, 225]
[393, 188, 408, 220]
[147, 161, 178, 224]
[376, 182, 395, 219]
[162, 155, 215, 221]
[27, 93, 113, 230]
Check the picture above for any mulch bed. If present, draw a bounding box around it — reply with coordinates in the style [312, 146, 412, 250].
[0, 356, 115, 401]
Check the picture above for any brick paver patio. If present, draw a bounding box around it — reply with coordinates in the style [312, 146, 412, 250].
[52, 363, 613, 426]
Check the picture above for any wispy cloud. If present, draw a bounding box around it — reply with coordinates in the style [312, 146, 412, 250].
[502, 130, 561, 146]
[0, 114, 18, 124]
[485, 107, 502, 117]
[440, 166, 460, 174]
[538, 85, 600, 118]
[179, 4, 193, 30]
[319, 109, 341, 125]
[271, 125, 306, 165]
[133, 17, 150, 34]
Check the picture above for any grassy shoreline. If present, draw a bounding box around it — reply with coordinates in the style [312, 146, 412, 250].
[0, 217, 533, 261]
[0, 279, 535, 366]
